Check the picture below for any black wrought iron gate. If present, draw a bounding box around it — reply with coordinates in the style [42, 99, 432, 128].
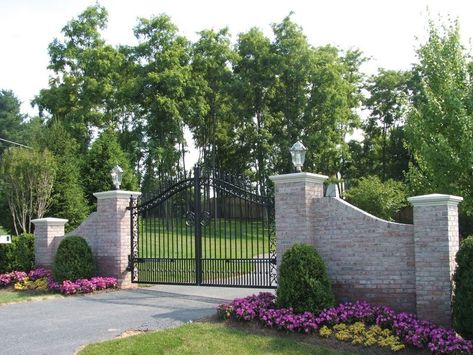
[128, 166, 276, 288]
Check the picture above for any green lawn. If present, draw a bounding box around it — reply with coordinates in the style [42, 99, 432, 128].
[79, 322, 354, 355]
[0, 225, 8, 234]
[0, 288, 61, 305]
[135, 257, 266, 284]
[138, 218, 273, 259]
[135, 217, 275, 285]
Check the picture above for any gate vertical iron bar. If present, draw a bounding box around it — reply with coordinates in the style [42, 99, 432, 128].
[194, 165, 202, 285]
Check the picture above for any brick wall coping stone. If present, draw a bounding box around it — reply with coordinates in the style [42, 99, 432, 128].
[93, 190, 142, 200]
[407, 193, 463, 207]
[270, 172, 328, 184]
[31, 218, 69, 226]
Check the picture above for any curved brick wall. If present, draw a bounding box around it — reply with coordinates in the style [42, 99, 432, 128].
[271, 173, 461, 326]
[313, 197, 416, 312]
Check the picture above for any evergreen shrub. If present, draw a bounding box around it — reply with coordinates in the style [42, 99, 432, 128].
[453, 236, 473, 339]
[53, 236, 96, 282]
[276, 243, 335, 314]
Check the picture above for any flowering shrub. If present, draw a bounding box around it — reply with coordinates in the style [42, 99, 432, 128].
[0, 268, 118, 296]
[218, 293, 473, 354]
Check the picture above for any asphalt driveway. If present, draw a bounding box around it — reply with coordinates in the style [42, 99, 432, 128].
[0, 285, 273, 355]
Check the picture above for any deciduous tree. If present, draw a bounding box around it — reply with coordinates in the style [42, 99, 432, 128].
[0, 148, 56, 234]
[405, 19, 473, 215]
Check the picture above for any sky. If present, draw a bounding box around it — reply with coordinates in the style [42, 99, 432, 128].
[1, 0, 473, 118]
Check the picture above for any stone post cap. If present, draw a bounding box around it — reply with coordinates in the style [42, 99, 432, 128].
[270, 172, 328, 185]
[408, 193, 463, 207]
[31, 217, 69, 226]
[93, 190, 142, 200]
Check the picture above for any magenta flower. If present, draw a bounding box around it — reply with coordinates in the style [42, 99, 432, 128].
[217, 293, 473, 354]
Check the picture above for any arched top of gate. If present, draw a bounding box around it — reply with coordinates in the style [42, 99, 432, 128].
[135, 177, 194, 212]
[202, 174, 273, 208]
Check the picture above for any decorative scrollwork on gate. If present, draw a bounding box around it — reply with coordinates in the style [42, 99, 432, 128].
[185, 211, 195, 226]
[200, 211, 211, 226]
[185, 210, 211, 226]
[129, 165, 277, 288]
[138, 178, 194, 213]
[129, 195, 139, 282]
[267, 201, 278, 286]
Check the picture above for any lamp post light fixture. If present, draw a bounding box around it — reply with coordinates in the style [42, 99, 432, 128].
[111, 165, 124, 190]
[290, 141, 307, 172]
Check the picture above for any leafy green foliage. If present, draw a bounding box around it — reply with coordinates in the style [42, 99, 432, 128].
[33, 5, 124, 151]
[131, 14, 192, 184]
[453, 236, 473, 339]
[345, 176, 407, 221]
[276, 244, 335, 314]
[348, 69, 411, 181]
[42, 121, 88, 231]
[405, 19, 473, 216]
[0, 233, 35, 273]
[0, 89, 25, 156]
[0, 147, 57, 234]
[53, 236, 96, 282]
[188, 27, 240, 173]
[234, 27, 275, 185]
[83, 128, 138, 205]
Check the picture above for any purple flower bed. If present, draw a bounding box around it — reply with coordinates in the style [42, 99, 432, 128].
[28, 267, 51, 281]
[218, 293, 473, 354]
[0, 268, 118, 295]
[0, 271, 27, 286]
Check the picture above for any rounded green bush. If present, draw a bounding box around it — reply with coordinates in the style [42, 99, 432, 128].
[53, 236, 96, 282]
[276, 243, 335, 314]
[453, 236, 473, 339]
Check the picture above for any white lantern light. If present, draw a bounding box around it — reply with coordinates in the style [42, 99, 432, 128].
[111, 165, 124, 190]
[290, 141, 307, 172]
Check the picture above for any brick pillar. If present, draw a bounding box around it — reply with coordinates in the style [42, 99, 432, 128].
[32, 218, 68, 268]
[93, 190, 141, 288]
[269, 172, 328, 266]
[408, 193, 463, 326]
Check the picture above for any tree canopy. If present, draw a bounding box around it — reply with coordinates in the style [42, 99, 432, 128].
[1, 6, 473, 236]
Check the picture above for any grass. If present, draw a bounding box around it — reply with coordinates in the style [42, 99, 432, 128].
[138, 218, 272, 259]
[0, 288, 61, 305]
[0, 225, 8, 234]
[135, 257, 270, 285]
[79, 322, 354, 355]
[135, 218, 275, 285]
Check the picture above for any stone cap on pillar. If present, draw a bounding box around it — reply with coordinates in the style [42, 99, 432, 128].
[93, 190, 142, 200]
[408, 193, 463, 207]
[270, 172, 328, 185]
[31, 217, 69, 226]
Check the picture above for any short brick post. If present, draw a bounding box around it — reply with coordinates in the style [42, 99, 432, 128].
[408, 193, 463, 326]
[32, 218, 68, 268]
[269, 172, 328, 266]
[94, 190, 141, 288]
